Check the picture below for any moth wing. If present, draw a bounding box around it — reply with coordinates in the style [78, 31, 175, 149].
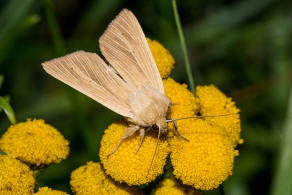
[99, 9, 164, 94]
[42, 51, 134, 118]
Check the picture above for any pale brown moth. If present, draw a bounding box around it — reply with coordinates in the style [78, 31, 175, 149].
[42, 9, 188, 157]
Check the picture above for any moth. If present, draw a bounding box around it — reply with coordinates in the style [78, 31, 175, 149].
[42, 9, 187, 156]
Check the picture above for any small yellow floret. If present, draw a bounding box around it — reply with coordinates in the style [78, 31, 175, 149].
[0, 119, 70, 166]
[155, 177, 202, 195]
[0, 155, 35, 195]
[147, 38, 175, 78]
[99, 121, 170, 185]
[33, 187, 69, 195]
[70, 161, 141, 195]
[196, 85, 242, 146]
[169, 120, 238, 190]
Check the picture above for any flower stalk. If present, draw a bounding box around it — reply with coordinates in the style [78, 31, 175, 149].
[172, 0, 195, 93]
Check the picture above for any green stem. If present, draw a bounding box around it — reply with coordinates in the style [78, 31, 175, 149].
[43, 0, 66, 55]
[172, 0, 195, 93]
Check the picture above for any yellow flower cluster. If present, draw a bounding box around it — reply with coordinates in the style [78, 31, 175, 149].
[0, 119, 70, 166]
[33, 187, 69, 195]
[147, 38, 175, 78]
[70, 161, 142, 195]
[0, 155, 35, 194]
[165, 80, 241, 190]
[99, 121, 169, 185]
[98, 39, 242, 190]
[155, 178, 202, 195]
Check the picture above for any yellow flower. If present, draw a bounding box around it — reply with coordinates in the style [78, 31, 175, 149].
[147, 38, 175, 78]
[196, 85, 243, 146]
[169, 120, 238, 190]
[70, 161, 142, 195]
[98, 76, 241, 189]
[163, 79, 241, 190]
[99, 121, 170, 185]
[155, 177, 203, 195]
[0, 155, 35, 195]
[163, 78, 199, 138]
[164, 78, 199, 117]
[0, 119, 70, 166]
[33, 187, 69, 195]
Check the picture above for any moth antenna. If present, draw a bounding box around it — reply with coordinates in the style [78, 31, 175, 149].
[147, 128, 161, 175]
[166, 113, 238, 122]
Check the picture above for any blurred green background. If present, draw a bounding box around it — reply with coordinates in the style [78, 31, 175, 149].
[0, 0, 292, 194]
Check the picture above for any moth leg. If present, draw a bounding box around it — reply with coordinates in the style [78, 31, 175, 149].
[147, 127, 162, 175]
[107, 125, 139, 158]
[136, 128, 145, 154]
[170, 119, 189, 141]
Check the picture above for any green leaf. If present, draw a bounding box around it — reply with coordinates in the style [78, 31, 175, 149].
[0, 96, 16, 124]
[270, 88, 292, 195]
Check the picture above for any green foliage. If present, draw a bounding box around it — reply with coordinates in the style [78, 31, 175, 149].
[0, 96, 16, 124]
[271, 89, 292, 195]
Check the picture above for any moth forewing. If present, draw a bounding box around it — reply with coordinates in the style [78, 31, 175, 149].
[99, 9, 165, 94]
[41, 51, 134, 118]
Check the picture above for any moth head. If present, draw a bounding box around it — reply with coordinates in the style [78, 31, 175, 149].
[155, 118, 168, 133]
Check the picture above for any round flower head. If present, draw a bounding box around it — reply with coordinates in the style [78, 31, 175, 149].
[147, 38, 175, 78]
[163, 78, 199, 138]
[70, 161, 142, 195]
[155, 177, 202, 195]
[0, 155, 35, 194]
[169, 119, 238, 190]
[0, 119, 70, 167]
[33, 187, 69, 195]
[196, 85, 242, 146]
[162, 80, 241, 190]
[99, 121, 170, 185]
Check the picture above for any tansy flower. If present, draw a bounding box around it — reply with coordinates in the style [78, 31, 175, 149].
[33, 187, 69, 195]
[70, 161, 142, 195]
[0, 119, 70, 167]
[147, 38, 175, 78]
[163, 78, 199, 138]
[0, 155, 36, 194]
[164, 80, 241, 190]
[196, 85, 243, 147]
[99, 121, 169, 185]
[155, 177, 203, 195]
[168, 120, 238, 190]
